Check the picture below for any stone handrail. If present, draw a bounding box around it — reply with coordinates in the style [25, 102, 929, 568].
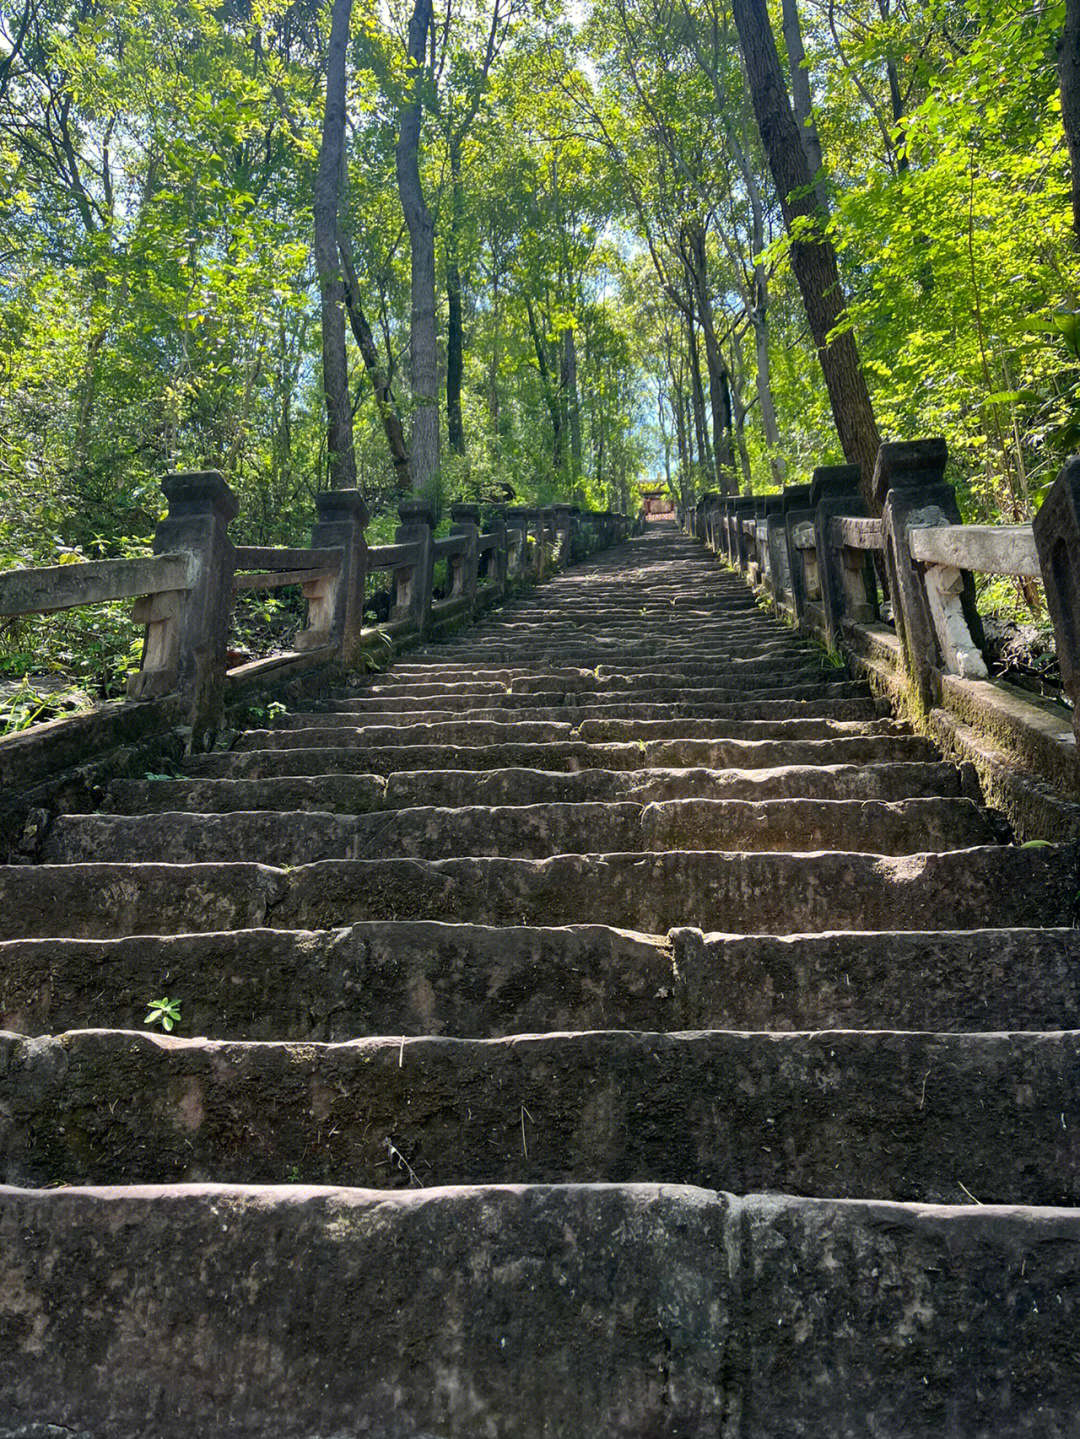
[1, 470, 630, 757]
[688, 442, 1080, 823]
[0, 553, 194, 617]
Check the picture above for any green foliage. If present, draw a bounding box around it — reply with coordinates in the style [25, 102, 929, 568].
[143, 996, 182, 1032]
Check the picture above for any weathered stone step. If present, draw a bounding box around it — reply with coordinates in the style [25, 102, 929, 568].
[1, 844, 1071, 939]
[4, 1028, 1079, 1204]
[185, 733, 942, 779]
[107, 761, 964, 815]
[355, 664, 843, 696]
[277, 696, 883, 728]
[337, 679, 868, 710]
[234, 715, 904, 750]
[6, 1183, 1077, 1438]
[319, 696, 877, 726]
[5, 922, 1076, 1042]
[41, 797, 996, 865]
[387, 656, 827, 680]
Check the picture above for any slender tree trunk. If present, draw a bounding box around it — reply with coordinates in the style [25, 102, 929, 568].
[1061, 0, 1080, 241]
[313, 0, 357, 489]
[779, 0, 827, 209]
[751, 303, 784, 485]
[446, 133, 465, 456]
[396, 0, 439, 490]
[489, 270, 501, 436]
[527, 298, 563, 471]
[563, 326, 583, 479]
[337, 231, 412, 489]
[687, 313, 711, 484]
[731, 0, 882, 502]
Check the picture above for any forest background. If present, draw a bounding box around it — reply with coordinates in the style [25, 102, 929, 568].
[1, 0, 1078, 711]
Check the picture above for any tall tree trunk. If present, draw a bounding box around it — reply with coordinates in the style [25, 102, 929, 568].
[687, 312, 711, 485]
[751, 299, 784, 486]
[683, 223, 735, 493]
[396, 0, 439, 490]
[446, 133, 465, 456]
[313, 0, 357, 490]
[337, 232, 412, 489]
[1061, 0, 1080, 241]
[563, 326, 583, 480]
[488, 270, 501, 436]
[779, 0, 827, 210]
[731, 0, 882, 502]
[526, 298, 563, 472]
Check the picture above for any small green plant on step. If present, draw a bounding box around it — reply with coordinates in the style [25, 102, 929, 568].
[144, 997, 182, 1032]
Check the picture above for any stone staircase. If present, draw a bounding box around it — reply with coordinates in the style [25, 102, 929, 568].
[2, 520, 1079, 1436]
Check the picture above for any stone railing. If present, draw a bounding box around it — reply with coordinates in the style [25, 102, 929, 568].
[688, 440, 1080, 828]
[0, 470, 629, 789]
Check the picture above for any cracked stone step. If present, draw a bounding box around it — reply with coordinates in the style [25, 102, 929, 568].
[1, 845, 1072, 939]
[41, 797, 999, 865]
[4, 923, 1078, 1042]
[105, 761, 966, 815]
[5, 1184, 1078, 1438]
[233, 716, 907, 751]
[335, 680, 870, 710]
[184, 733, 944, 779]
[3, 1028, 1079, 1205]
[270, 697, 884, 729]
[308, 697, 883, 726]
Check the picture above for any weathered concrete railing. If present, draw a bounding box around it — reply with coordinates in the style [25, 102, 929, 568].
[690, 440, 1080, 829]
[0, 469, 629, 794]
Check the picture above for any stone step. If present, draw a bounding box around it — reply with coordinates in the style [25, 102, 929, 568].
[234, 715, 905, 751]
[336, 679, 869, 710]
[386, 656, 828, 680]
[185, 733, 942, 779]
[41, 797, 997, 865]
[322, 696, 880, 725]
[3, 1027, 1079, 1205]
[354, 666, 845, 696]
[106, 761, 965, 815]
[274, 697, 884, 729]
[6, 1183, 1077, 1437]
[4, 923, 1077, 1042]
[1, 844, 1071, 939]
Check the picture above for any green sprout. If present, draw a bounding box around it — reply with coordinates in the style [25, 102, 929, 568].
[144, 996, 182, 1032]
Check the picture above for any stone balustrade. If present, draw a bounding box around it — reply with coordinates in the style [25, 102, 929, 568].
[687, 440, 1080, 812]
[1, 470, 630, 749]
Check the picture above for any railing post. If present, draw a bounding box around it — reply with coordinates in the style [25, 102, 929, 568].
[128, 469, 238, 739]
[877, 438, 984, 712]
[1033, 455, 1080, 741]
[393, 499, 435, 636]
[568, 505, 584, 560]
[505, 507, 529, 581]
[553, 503, 574, 565]
[449, 502, 480, 612]
[812, 464, 865, 649]
[781, 484, 813, 624]
[729, 497, 755, 572]
[485, 505, 508, 598]
[299, 488, 368, 666]
[763, 496, 790, 605]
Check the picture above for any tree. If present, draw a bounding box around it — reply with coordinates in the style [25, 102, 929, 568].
[729, 0, 882, 500]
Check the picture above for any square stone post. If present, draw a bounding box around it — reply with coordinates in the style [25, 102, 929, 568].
[812, 465, 866, 649]
[569, 506, 584, 560]
[764, 496, 792, 602]
[128, 469, 238, 739]
[483, 505, 508, 597]
[782, 484, 814, 626]
[393, 499, 435, 636]
[505, 507, 529, 579]
[298, 488, 368, 667]
[449, 502, 480, 611]
[729, 497, 756, 572]
[877, 438, 985, 713]
[552, 503, 574, 566]
[1033, 455, 1080, 741]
